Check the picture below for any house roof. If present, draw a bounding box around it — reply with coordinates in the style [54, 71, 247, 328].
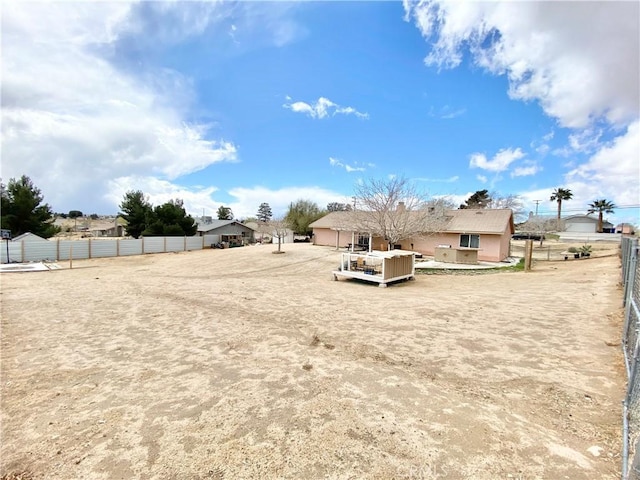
[563, 215, 613, 227]
[310, 209, 514, 235]
[309, 211, 356, 230]
[196, 220, 255, 233]
[445, 209, 514, 234]
[12, 232, 48, 242]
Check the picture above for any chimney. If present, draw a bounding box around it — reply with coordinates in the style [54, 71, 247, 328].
[397, 201, 406, 212]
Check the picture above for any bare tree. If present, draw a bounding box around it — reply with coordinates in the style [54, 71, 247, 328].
[518, 215, 556, 245]
[269, 217, 291, 253]
[351, 176, 449, 249]
[488, 192, 526, 222]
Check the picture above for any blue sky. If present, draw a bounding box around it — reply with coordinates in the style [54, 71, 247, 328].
[2, 1, 639, 225]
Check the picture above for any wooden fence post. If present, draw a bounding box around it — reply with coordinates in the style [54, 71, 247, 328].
[524, 239, 533, 271]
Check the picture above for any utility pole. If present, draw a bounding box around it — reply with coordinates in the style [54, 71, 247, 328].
[533, 200, 541, 216]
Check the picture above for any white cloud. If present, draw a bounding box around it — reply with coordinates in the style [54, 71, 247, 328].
[404, 1, 639, 129]
[284, 97, 369, 119]
[565, 121, 640, 212]
[511, 163, 541, 178]
[476, 175, 488, 184]
[227, 186, 351, 219]
[469, 147, 525, 172]
[106, 179, 352, 222]
[441, 108, 466, 120]
[329, 157, 370, 173]
[535, 144, 550, 156]
[516, 121, 639, 223]
[414, 175, 459, 183]
[567, 129, 603, 154]
[106, 176, 220, 216]
[1, 2, 237, 214]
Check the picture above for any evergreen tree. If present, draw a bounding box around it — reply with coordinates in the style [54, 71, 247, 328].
[0, 175, 59, 238]
[460, 189, 491, 209]
[217, 206, 233, 220]
[143, 200, 197, 236]
[257, 203, 273, 223]
[119, 190, 152, 239]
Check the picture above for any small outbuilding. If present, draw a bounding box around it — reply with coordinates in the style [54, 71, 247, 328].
[333, 250, 415, 287]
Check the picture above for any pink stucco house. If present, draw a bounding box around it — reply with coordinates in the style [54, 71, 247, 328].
[309, 208, 515, 262]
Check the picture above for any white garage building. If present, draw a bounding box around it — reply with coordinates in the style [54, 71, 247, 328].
[563, 215, 614, 233]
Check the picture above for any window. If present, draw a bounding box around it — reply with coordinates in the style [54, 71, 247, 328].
[356, 234, 369, 247]
[460, 234, 479, 248]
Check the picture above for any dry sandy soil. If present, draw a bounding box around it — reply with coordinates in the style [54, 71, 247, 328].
[0, 243, 625, 479]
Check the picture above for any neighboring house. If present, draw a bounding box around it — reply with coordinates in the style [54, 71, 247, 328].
[309, 208, 514, 262]
[616, 223, 636, 235]
[563, 215, 614, 233]
[244, 221, 272, 243]
[11, 232, 49, 243]
[196, 219, 255, 245]
[90, 217, 127, 237]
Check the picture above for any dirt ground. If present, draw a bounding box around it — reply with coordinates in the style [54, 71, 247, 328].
[0, 243, 626, 479]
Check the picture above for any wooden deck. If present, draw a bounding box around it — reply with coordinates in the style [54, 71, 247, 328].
[333, 251, 415, 287]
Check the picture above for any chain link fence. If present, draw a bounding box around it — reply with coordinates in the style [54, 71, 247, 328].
[622, 236, 640, 479]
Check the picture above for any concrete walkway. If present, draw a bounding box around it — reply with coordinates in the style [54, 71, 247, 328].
[414, 257, 521, 270]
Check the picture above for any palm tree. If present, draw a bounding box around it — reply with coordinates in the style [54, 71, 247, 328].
[550, 188, 573, 231]
[587, 199, 616, 233]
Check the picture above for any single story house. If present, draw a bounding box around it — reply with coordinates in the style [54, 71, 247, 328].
[616, 223, 635, 235]
[196, 219, 255, 245]
[563, 215, 614, 233]
[309, 208, 514, 262]
[90, 218, 127, 237]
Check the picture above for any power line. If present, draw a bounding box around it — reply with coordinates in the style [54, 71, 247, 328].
[534, 204, 640, 215]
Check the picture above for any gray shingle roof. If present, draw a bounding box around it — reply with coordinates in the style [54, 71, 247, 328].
[197, 220, 255, 233]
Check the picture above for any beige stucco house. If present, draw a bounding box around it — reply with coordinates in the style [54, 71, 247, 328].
[309, 208, 515, 262]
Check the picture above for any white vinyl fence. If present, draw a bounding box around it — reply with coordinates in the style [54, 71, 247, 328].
[1, 235, 223, 264]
